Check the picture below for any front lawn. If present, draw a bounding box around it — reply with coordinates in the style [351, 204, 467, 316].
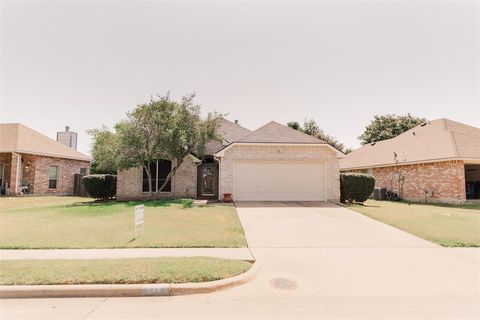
[0, 197, 247, 249]
[0, 257, 252, 285]
[350, 200, 480, 247]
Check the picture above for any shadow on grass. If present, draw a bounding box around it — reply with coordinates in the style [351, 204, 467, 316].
[349, 202, 380, 208]
[400, 200, 480, 211]
[66, 198, 194, 209]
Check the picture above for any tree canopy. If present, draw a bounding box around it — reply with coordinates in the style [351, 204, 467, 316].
[88, 93, 222, 195]
[287, 119, 348, 153]
[86, 127, 118, 174]
[358, 114, 426, 145]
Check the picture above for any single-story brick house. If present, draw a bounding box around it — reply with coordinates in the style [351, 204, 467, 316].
[0, 123, 90, 195]
[117, 119, 342, 202]
[340, 119, 480, 203]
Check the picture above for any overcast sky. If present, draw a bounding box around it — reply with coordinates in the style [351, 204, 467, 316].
[1, 0, 478, 155]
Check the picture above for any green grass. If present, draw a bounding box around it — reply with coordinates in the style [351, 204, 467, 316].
[0, 196, 247, 249]
[0, 257, 252, 285]
[350, 200, 480, 247]
[399, 200, 480, 210]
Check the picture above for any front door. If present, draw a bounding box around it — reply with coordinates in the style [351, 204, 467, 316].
[197, 163, 218, 198]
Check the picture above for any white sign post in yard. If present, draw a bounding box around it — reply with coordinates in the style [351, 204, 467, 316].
[134, 204, 145, 239]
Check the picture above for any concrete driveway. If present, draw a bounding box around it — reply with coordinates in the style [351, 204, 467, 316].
[1, 202, 479, 319]
[236, 201, 437, 248]
[231, 202, 479, 317]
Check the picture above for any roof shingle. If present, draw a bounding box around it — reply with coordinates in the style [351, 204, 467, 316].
[217, 118, 252, 143]
[238, 121, 326, 144]
[340, 118, 480, 170]
[0, 123, 90, 161]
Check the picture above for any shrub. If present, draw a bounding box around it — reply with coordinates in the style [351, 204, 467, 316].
[340, 173, 375, 204]
[82, 174, 117, 200]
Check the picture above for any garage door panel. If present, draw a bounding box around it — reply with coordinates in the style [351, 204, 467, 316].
[234, 161, 325, 201]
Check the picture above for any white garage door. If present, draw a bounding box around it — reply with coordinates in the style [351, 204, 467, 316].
[233, 161, 326, 201]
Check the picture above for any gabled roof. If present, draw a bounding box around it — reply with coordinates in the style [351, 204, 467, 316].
[214, 121, 343, 157]
[340, 118, 480, 170]
[0, 123, 90, 161]
[238, 121, 326, 144]
[218, 118, 252, 143]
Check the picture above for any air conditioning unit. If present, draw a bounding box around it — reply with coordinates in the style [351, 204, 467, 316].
[373, 188, 387, 200]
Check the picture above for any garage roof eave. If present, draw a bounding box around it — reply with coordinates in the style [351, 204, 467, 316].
[213, 142, 344, 158]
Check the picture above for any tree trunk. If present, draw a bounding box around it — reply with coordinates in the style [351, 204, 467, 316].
[157, 157, 186, 193]
[143, 163, 154, 199]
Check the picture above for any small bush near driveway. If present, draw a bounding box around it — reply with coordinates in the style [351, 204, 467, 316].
[82, 174, 117, 200]
[340, 173, 375, 203]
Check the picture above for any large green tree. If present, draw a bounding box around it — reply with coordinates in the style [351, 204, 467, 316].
[89, 93, 222, 196]
[287, 119, 348, 153]
[87, 127, 118, 174]
[359, 114, 426, 145]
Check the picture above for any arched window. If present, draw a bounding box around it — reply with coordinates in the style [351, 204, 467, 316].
[142, 159, 172, 192]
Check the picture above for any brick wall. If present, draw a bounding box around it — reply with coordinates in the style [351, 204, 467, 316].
[0, 153, 89, 195]
[372, 160, 466, 203]
[10, 153, 19, 194]
[116, 157, 197, 201]
[0, 153, 12, 191]
[34, 155, 90, 195]
[218, 145, 340, 202]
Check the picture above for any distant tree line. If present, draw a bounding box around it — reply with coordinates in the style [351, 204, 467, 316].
[288, 113, 426, 153]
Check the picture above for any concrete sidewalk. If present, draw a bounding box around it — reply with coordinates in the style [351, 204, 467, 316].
[0, 248, 254, 261]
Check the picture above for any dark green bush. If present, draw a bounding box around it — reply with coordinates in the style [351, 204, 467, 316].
[340, 173, 375, 204]
[82, 174, 117, 200]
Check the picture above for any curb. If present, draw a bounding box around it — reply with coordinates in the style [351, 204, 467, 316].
[0, 262, 259, 299]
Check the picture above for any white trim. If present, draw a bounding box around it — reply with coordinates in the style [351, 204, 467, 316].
[324, 161, 328, 201]
[340, 157, 480, 171]
[214, 143, 343, 157]
[0, 149, 90, 162]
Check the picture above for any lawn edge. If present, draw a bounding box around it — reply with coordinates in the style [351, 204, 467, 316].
[349, 204, 479, 247]
[346, 207, 442, 247]
[0, 261, 258, 299]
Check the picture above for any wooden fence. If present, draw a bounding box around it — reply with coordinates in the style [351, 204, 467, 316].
[73, 174, 88, 197]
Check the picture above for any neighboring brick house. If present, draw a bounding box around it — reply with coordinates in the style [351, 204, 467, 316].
[117, 119, 342, 202]
[340, 119, 480, 203]
[0, 123, 90, 196]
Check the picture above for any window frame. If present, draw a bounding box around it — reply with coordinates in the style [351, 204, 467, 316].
[0, 162, 4, 187]
[142, 160, 172, 193]
[48, 165, 58, 189]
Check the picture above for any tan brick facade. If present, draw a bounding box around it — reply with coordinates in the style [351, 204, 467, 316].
[116, 158, 197, 201]
[34, 155, 90, 195]
[218, 145, 340, 202]
[0, 152, 89, 195]
[371, 160, 466, 203]
[0, 153, 12, 191]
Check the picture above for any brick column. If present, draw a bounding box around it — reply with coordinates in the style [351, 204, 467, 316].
[455, 160, 466, 202]
[9, 152, 19, 195]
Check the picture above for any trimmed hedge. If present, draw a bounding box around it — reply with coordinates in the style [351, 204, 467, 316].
[82, 174, 117, 200]
[340, 173, 375, 204]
